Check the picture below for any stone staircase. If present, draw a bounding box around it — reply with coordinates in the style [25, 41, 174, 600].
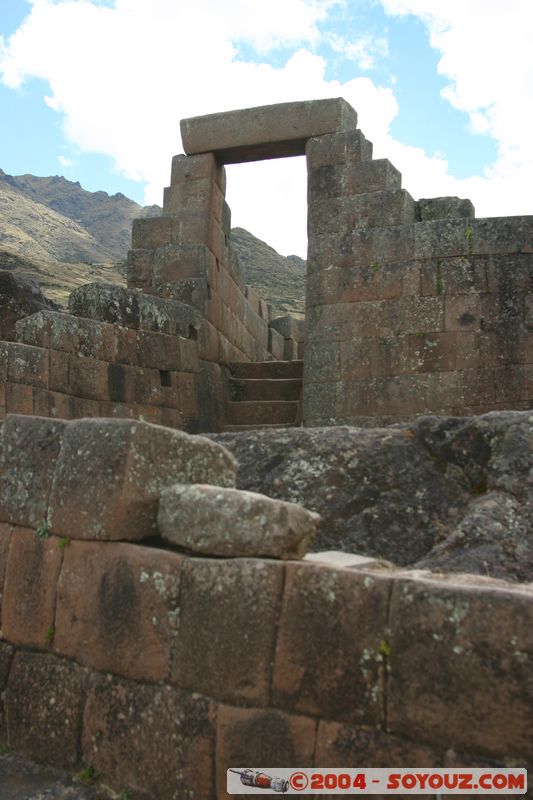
[224, 360, 303, 431]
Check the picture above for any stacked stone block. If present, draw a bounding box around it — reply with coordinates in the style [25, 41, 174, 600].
[304, 117, 533, 425]
[0, 284, 201, 430]
[0, 415, 530, 798]
[127, 152, 272, 366]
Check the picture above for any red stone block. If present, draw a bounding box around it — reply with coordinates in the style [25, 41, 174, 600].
[370, 336, 410, 378]
[216, 705, 316, 799]
[272, 563, 392, 725]
[170, 152, 219, 185]
[126, 247, 153, 289]
[7, 342, 49, 388]
[68, 354, 109, 401]
[160, 406, 184, 429]
[32, 388, 73, 421]
[137, 330, 181, 371]
[0, 414, 67, 528]
[131, 216, 172, 249]
[315, 719, 439, 768]
[55, 540, 184, 682]
[163, 178, 214, 216]
[48, 349, 69, 393]
[134, 366, 180, 409]
[387, 573, 533, 760]
[5, 381, 33, 415]
[445, 295, 482, 332]
[6, 651, 87, 768]
[408, 332, 456, 373]
[172, 557, 284, 705]
[115, 327, 139, 365]
[2, 528, 63, 648]
[0, 522, 13, 617]
[82, 676, 216, 800]
[339, 340, 371, 380]
[179, 372, 197, 416]
[47, 417, 236, 540]
[68, 395, 99, 418]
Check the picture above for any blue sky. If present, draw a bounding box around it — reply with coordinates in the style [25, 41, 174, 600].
[0, 0, 531, 256]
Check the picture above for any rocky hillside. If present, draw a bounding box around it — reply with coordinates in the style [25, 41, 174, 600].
[230, 227, 306, 317]
[0, 169, 305, 314]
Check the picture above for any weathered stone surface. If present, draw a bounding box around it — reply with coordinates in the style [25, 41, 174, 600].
[172, 557, 284, 705]
[48, 418, 236, 540]
[269, 314, 306, 341]
[54, 541, 183, 681]
[273, 563, 392, 725]
[68, 281, 200, 338]
[211, 410, 533, 582]
[16, 311, 116, 361]
[0, 753, 105, 800]
[2, 528, 63, 648]
[217, 705, 316, 799]
[417, 197, 475, 221]
[0, 641, 14, 740]
[315, 719, 439, 767]
[210, 426, 469, 567]
[0, 271, 59, 342]
[181, 98, 358, 162]
[387, 572, 533, 760]
[0, 415, 67, 528]
[0, 522, 13, 613]
[158, 483, 319, 559]
[6, 651, 87, 768]
[82, 676, 216, 800]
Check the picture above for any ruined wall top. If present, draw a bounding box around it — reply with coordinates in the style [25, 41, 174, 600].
[180, 98, 358, 163]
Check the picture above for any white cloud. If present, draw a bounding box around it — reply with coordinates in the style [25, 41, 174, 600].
[58, 154, 73, 167]
[379, 0, 533, 217]
[328, 32, 389, 71]
[1, 0, 532, 258]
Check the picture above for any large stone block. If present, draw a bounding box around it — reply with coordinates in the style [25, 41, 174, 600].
[387, 572, 533, 760]
[69, 282, 201, 338]
[163, 178, 214, 216]
[2, 528, 63, 648]
[158, 484, 319, 559]
[0, 641, 13, 741]
[54, 540, 183, 682]
[16, 311, 116, 362]
[315, 719, 439, 768]
[170, 151, 223, 187]
[217, 705, 316, 799]
[82, 676, 216, 800]
[126, 247, 153, 289]
[0, 523, 12, 624]
[272, 564, 392, 724]
[417, 196, 475, 221]
[6, 342, 49, 388]
[6, 651, 88, 768]
[68, 354, 109, 401]
[131, 216, 171, 249]
[172, 557, 284, 705]
[306, 128, 372, 168]
[0, 414, 67, 528]
[269, 315, 306, 341]
[181, 98, 358, 162]
[151, 241, 215, 285]
[47, 418, 236, 540]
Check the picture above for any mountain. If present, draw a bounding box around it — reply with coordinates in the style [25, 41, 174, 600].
[0, 169, 306, 314]
[229, 227, 306, 317]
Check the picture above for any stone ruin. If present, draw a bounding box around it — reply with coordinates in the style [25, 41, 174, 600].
[0, 99, 532, 797]
[0, 97, 531, 430]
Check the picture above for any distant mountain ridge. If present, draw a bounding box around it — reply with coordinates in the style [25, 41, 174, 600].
[0, 169, 306, 314]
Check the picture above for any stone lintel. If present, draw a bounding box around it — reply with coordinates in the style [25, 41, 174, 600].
[180, 98, 358, 163]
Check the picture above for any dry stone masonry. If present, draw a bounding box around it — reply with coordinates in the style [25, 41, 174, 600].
[0, 96, 531, 428]
[0, 414, 531, 799]
[0, 98, 531, 797]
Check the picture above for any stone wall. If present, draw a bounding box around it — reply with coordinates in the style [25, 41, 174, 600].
[304, 125, 533, 425]
[0, 285, 201, 431]
[128, 152, 276, 367]
[0, 414, 531, 799]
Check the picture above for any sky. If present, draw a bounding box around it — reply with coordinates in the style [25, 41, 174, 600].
[0, 0, 532, 258]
